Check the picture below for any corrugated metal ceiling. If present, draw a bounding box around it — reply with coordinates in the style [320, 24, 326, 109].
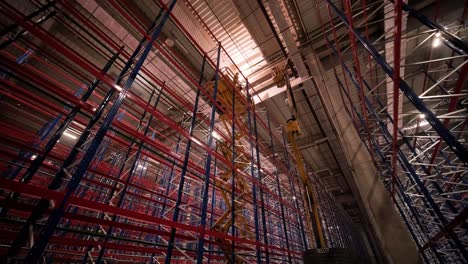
[188, 0, 268, 78]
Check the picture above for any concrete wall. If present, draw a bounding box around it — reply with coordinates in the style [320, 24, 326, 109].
[304, 50, 421, 264]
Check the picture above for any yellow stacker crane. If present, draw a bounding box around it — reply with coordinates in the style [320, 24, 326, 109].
[204, 68, 253, 263]
[274, 66, 325, 249]
[203, 65, 325, 262]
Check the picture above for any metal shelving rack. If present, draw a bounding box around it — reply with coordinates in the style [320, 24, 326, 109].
[316, 0, 467, 263]
[0, 0, 369, 263]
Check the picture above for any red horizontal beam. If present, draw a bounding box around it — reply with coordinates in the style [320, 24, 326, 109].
[0, 177, 302, 256]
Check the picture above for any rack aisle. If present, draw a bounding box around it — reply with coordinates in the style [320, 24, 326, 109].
[318, 0, 467, 262]
[0, 0, 371, 263]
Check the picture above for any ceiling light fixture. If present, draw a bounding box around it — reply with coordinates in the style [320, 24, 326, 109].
[418, 113, 426, 119]
[433, 32, 442, 48]
[62, 131, 77, 140]
[165, 38, 175, 47]
[403, 120, 429, 131]
[212, 131, 221, 140]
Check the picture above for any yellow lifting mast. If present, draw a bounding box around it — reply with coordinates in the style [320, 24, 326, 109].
[278, 66, 325, 249]
[204, 68, 253, 263]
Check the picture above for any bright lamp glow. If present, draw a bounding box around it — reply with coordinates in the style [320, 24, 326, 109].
[418, 113, 426, 119]
[432, 37, 441, 47]
[63, 131, 77, 140]
[433, 32, 442, 48]
[403, 120, 429, 131]
[212, 131, 221, 140]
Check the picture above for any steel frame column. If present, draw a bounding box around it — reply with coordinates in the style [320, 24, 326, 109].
[164, 53, 207, 263]
[321, 2, 468, 259]
[246, 84, 263, 263]
[266, 113, 292, 264]
[327, 0, 468, 164]
[195, 44, 221, 264]
[24, 1, 177, 260]
[391, 0, 403, 197]
[253, 106, 270, 263]
[3, 48, 122, 260]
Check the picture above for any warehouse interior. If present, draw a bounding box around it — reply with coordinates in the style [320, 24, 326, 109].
[0, 0, 466, 263]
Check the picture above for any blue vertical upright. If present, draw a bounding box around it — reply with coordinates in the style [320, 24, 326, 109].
[164, 54, 207, 263]
[253, 108, 270, 263]
[5, 49, 121, 260]
[25, 1, 177, 261]
[245, 84, 262, 263]
[195, 44, 222, 264]
[230, 70, 237, 263]
[266, 112, 292, 263]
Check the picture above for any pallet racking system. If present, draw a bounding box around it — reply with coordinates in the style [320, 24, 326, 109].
[318, 0, 467, 263]
[0, 0, 369, 263]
